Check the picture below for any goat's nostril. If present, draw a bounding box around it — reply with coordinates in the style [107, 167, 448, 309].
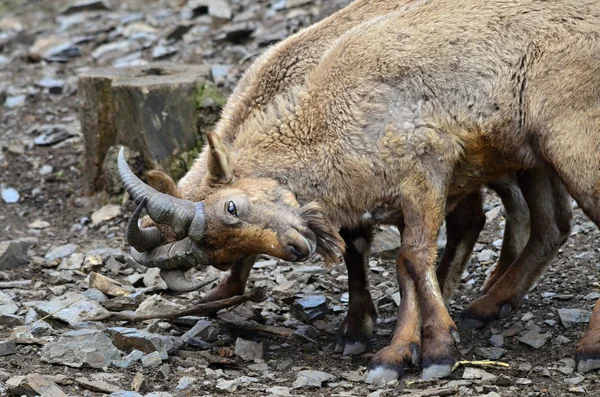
[288, 244, 304, 259]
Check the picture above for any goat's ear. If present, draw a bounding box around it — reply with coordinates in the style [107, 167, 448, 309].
[147, 170, 180, 198]
[206, 131, 233, 184]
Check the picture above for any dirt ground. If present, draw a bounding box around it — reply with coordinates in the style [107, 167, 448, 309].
[1, 0, 600, 396]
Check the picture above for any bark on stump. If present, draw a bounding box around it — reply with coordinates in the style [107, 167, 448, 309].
[79, 63, 211, 194]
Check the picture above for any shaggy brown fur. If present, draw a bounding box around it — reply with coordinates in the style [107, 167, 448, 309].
[168, 0, 600, 379]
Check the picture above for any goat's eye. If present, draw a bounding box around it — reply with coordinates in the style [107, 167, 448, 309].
[227, 201, 237, 217]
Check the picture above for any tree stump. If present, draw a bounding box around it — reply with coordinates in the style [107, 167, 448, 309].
[79, 63, 212, 194]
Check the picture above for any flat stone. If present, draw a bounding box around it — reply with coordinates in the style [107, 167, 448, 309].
[234, 338, 263, 361]
[370, 226, 400, 258]
[475, 347, 506, 360]
[267, 386, 292, 396]
[57, 253, 85, 270]
[478, 249, 496, 262]
[102, 292, 145, 311]
[6, 373, 67, 397]
[4, 96, 25, 109]
[36, 292, 109, 326]
[89, 272, 132, 296]
[490, 334, 504, 347]
[0, 239, 32, 269]
[0, 340, 17, 356]
[108, 327, 182, 359]
[518, 329, 552, 349]
[0, 313, 25, 328]
[558, 308, 591, 328]
[291, 295, 330, 323]
[0, 291, 19, 315]
[131, 372, 145, 392]
[109, 392, 143, 397]
[45, 244, 78, 261]
[61, 0, 110, 15]
[181, 319, 220, 343]
[141, 351, 162, 367]
[292, 370, 335, 388]
[83, 288, 108, 302]
[135, 294, 181, 316]
[33, 124, 78, 146]
[76, 377, 120, 393]
[175, 376, 196, 391]
[215, 376, 258, 392]
[40, 329, 120, 368]
[462, 368, 497, 381]
[91, 204, 121, 224]
[142, 268, 168, 290]
[28, 220, 51, 229]
[112, 349, 144, 369]
[29, 321, 54, 337]
[36, 77, 65, 94]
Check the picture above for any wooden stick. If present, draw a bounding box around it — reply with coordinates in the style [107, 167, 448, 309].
[95, 288, 267, 322]
[219, 316, 294, 338]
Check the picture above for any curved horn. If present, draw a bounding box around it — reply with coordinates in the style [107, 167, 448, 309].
[130, 237, 209, 270]
[127, 198, 163, 252]
[118, 147, 202, 237]
[160, 270, 218, 292]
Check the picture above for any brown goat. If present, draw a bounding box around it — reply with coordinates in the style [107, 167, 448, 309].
[118, 0, 600, 380]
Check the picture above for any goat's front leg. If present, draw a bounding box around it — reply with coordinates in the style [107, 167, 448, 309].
[335, 224, 377, 356]
[365, 244, 421, 382]
[367, 189, 456, 381]
[199, 255, 256, 303]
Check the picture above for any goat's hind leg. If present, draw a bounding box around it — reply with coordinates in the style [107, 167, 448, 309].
[459, 167, 571, 330]
[335, 224, 377, 356]
[436, 190, 486, 301]
[483, 173, 531, 292]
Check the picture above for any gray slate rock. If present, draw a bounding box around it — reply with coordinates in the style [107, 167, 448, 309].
[0, 340, 17, 356]
[234, 338, 263, 361]
[558, 308, 591, 328]
[0, 239, 32, 269]
[36, 292, 109, 326]
[0, 313, 24, 328]
[0, 291, 19, 315]
[107, 327, 182, 359]
[41, 329, 120, 368]
[291, 295, 330, 323]
[112, 349, 144, 369]
[181, 319, 220, 343]
[292, 370, 335, 388]
[45, 243, 78, 261]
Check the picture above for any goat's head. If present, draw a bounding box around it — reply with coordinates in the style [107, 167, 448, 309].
[119, 132, 343, 288]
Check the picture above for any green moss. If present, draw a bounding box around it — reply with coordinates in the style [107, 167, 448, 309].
[166, 140, 204, 183]
[195, 81, 226, 134]
[163, 81, 226, 182]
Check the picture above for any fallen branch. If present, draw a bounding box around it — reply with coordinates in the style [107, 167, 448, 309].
[178, 350, 239, 367]
[452, 360, 510, 372]
[219, 313, 294, 338]
[0, 280, 32, 289]
[94, 288, 267, 322]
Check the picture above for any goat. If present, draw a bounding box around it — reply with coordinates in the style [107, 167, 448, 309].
[119, 0, 597, 380]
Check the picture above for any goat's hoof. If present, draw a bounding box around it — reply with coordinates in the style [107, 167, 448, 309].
[335, 340, 367, 356]
[365, 342, 420, 382]
[499, 303, 513, 317]
[458, 315, 485, 331]
[365, 363, 403, 383]
[576, 347, 600, 373]
[421, 357, 454, 380]
[335, 305, 376, 356]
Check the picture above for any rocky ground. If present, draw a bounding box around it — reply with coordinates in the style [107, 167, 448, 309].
[1, 0, 600, 396]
